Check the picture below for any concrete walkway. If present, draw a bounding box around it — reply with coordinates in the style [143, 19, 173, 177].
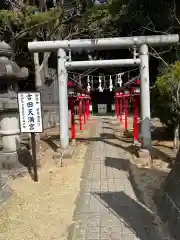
[69, 116, 149, 240]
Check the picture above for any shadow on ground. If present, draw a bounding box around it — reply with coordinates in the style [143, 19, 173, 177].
[0, 149, 38, 181]
[41, 136, 59, 151]
[105, 156, 129, 171]
[68, 118, 174, 239]
[17, 149, 39, 181]
[102, 120, 176, 239]
[103, 156, 168, 239]
[151, 125, 175, 167]
[93, 191, 156, 239]
[47, 128, 174, 166]
[151, 126, 173, 142]
[105, 156, 167, 198]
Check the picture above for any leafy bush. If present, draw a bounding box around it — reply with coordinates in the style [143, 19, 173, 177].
[152, 61, 180, 131]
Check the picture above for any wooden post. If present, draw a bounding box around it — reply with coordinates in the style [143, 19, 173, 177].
[31, 133, 38, 182]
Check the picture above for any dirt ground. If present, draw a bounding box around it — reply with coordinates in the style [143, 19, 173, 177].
[0, 118, 93, 240]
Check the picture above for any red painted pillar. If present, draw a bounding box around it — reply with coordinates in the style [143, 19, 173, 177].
[133, 96, 138, 142]
[78, 99, 83, 131]
[115, 98, 118, 118]
[71, 98, 76, 141]
[119, 98, 123, 124]
[83, 99, 87, 124]
[117, 98, 119, 118]
[86, 99, 88, 119]
[115, 98, 116, 117]
[86, 99, 89, 119]
[125, 97, 128, 130]
[88, 99, 90, 117]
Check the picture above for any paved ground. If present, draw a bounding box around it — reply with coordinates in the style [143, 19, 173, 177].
[68, 116, 149, 240]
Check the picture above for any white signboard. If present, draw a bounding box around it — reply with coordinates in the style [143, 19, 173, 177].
[89, 105, 92, 111]
[18, 92, 43, 133]
[134, 88, 140, 93]
[112, 104, 115, 110]
[98, 104, 107, 114]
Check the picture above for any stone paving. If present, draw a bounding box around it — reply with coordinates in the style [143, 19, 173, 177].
[69, 116, 149, 240]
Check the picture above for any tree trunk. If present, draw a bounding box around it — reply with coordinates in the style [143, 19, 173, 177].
[32, 43, 42, 166]
[33, 42, 42, 88]
[173, 123, 179, 153]
[155, 147, 180, 239]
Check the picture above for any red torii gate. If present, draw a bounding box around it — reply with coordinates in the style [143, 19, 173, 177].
[68, 81, 91, 144]
[77, 93, 90, 131]
[114, 89, 129, 131]
[115, 79, 140, 143]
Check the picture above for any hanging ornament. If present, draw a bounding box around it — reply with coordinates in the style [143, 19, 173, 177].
[109, 75, 113, 91]
[98, 76, 103, 92]
[117, 73, 124, 87]
[87, 75, 91, 92]
[103, 76, 106, 90]
[79, 75, 82, 85]
[91, 76, 94, 90]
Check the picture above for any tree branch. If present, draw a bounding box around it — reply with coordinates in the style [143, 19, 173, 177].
[149, 47, 169, 67]
[172, 0, 180, 26]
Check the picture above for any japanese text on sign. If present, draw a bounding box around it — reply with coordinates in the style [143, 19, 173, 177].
[18, 92, 43, 133]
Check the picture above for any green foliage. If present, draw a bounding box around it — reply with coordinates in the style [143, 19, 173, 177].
[0, 5, 64, 67]
[85, 3, 110, 36]
[0, 6, 62, 39]
[24, 8, 61, 27]
[0, 0, 179, 69]
[152, 62, 180, 129]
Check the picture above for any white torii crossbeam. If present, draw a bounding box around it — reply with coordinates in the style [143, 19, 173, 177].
[28, 35, 179, 52]
[28, 34, 179, 150]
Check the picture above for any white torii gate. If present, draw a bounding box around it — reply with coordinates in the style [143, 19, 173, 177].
[28, 34, 179, 150]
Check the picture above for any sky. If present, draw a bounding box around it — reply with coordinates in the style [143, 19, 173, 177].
[94, 0, 105, 5]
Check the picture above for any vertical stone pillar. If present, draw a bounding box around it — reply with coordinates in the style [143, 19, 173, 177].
[57, 48, 69, 149]
[0, 111, 20, 153]
[139, 44, 151, 149]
